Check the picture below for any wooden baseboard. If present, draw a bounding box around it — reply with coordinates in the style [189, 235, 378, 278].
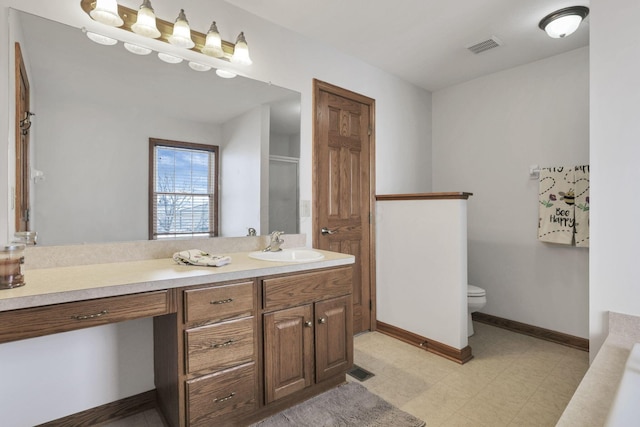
[37, 390, 158, 427]
[376, 321, 473, 364]
[472, 312, 589, 352]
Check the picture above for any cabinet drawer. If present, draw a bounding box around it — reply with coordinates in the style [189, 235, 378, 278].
[0, 291, 170, 344]
[263, 267, 352, 311]
[184, 281, 254, 324]
[187, 362, 257, 427]
[185, 317, 255, 375]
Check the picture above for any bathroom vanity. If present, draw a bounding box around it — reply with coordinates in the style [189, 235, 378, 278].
[0, 247, 354, 426]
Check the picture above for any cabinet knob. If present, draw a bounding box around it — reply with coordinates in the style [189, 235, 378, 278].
[304, 320, 313, 327]
[318, 317, 327, 324]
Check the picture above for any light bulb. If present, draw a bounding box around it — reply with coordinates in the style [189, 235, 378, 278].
[189, 62, 212, 72]
[131, 0, 161, 39]
[202, 21, 224, 58]
[168, 9, 195, 49]
[85, 30, 118, 46]
[124, 43, 152, 55]
[216, 69, 237, 79]
[231, 32, 252, 65]
[90, 0, 123, 27]
[157, 52, 183, 64]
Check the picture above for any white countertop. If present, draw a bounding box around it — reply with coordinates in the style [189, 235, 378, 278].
[557, 312, 640, 426]
[0, 250, 355, 312]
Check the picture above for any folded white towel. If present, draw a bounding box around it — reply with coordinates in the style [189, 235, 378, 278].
[173, 250, 232, 267]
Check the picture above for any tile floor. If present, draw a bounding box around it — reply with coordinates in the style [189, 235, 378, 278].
[354, 323, 589, 426]
[103, 322, 589, 426]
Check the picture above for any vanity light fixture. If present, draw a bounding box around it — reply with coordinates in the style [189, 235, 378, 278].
[89, 0, 123, 27]
[83, 28, 118, 46]
[201, 22, 224, 58]
[157, 52, 183, 64]
[80, 0, 252, 66]
[539, 6, 589, 38]
[168, 9, 195, 49]
[231, 32, 252, 65]
[124, 42, 152, 55]
[188, 61, 212, 72]
[131, 0, 161, 39]
[215, 69, 237, 79]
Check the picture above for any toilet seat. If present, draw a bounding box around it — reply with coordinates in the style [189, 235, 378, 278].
[467, 284, 486, 297]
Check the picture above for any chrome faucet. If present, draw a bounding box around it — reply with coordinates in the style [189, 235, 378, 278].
[263, 231, 285, 252]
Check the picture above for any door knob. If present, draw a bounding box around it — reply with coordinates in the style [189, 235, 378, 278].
[304, 320, 313, 327]
[321, 227, 337, 235]
[318, 317, 327, 324]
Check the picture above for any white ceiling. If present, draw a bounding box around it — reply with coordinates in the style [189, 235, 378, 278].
[224, 0, 590, 91]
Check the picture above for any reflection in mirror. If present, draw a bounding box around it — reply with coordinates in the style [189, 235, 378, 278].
[10, 9, 301, 246]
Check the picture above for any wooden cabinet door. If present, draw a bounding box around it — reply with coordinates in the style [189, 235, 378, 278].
[315, 295, 353, 383]
[264, 305, 313, 403]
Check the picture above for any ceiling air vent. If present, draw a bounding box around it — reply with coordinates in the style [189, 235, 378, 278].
[466, 36, 502, 54]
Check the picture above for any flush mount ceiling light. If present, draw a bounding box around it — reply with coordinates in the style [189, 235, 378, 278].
[539, 6, 589, 38]
[131, 0, 161, 39]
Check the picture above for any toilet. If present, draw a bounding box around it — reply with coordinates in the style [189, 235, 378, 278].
[467, 284, 487, 336]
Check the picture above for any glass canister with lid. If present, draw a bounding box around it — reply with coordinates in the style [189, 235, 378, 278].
[0, 244, 26, 289]
[13, 231, 37, 246]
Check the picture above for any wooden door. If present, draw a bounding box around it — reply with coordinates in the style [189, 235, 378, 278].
[315, 295, 353, 383]
[313, 80, 375, 334]
[263, 305, 313, 403]
[15, 43, 31, 232]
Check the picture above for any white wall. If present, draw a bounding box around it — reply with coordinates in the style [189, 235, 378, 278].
[376, 199, 468, 349]
[432, 47, 590, 339]
[33, 96, 220, 245]
[590, 0, 640, 358]
[220, 105, 266, 237]
[0, 2, 433, 423]
[0, 0, 434, 245]
[0, 319, 154, 427]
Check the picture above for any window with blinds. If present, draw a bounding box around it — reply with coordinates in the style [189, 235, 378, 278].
[149, 138, 219, 239]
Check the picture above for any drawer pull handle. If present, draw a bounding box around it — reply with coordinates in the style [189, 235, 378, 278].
[304, 320, 313, 328]
[210, 298, 233, 305]
[212, 340, 235, 349]
[318, 317, 327, 324]
[71, 310, 108, 321]
[214, 392, 235, 403]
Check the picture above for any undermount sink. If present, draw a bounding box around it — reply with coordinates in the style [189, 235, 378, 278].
[248, 248, 325, 263]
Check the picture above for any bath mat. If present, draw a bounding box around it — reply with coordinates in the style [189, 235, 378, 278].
[250, 382, 425, 427]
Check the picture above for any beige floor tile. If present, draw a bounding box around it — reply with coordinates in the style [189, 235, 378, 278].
[509, 404, 562, 427]
[441, 412, 493, 427]
[401, 382, 472, 426]
[109, 323, 589, 427]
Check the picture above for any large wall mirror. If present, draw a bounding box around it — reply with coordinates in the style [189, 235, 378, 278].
[10, 9, 301, 246]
